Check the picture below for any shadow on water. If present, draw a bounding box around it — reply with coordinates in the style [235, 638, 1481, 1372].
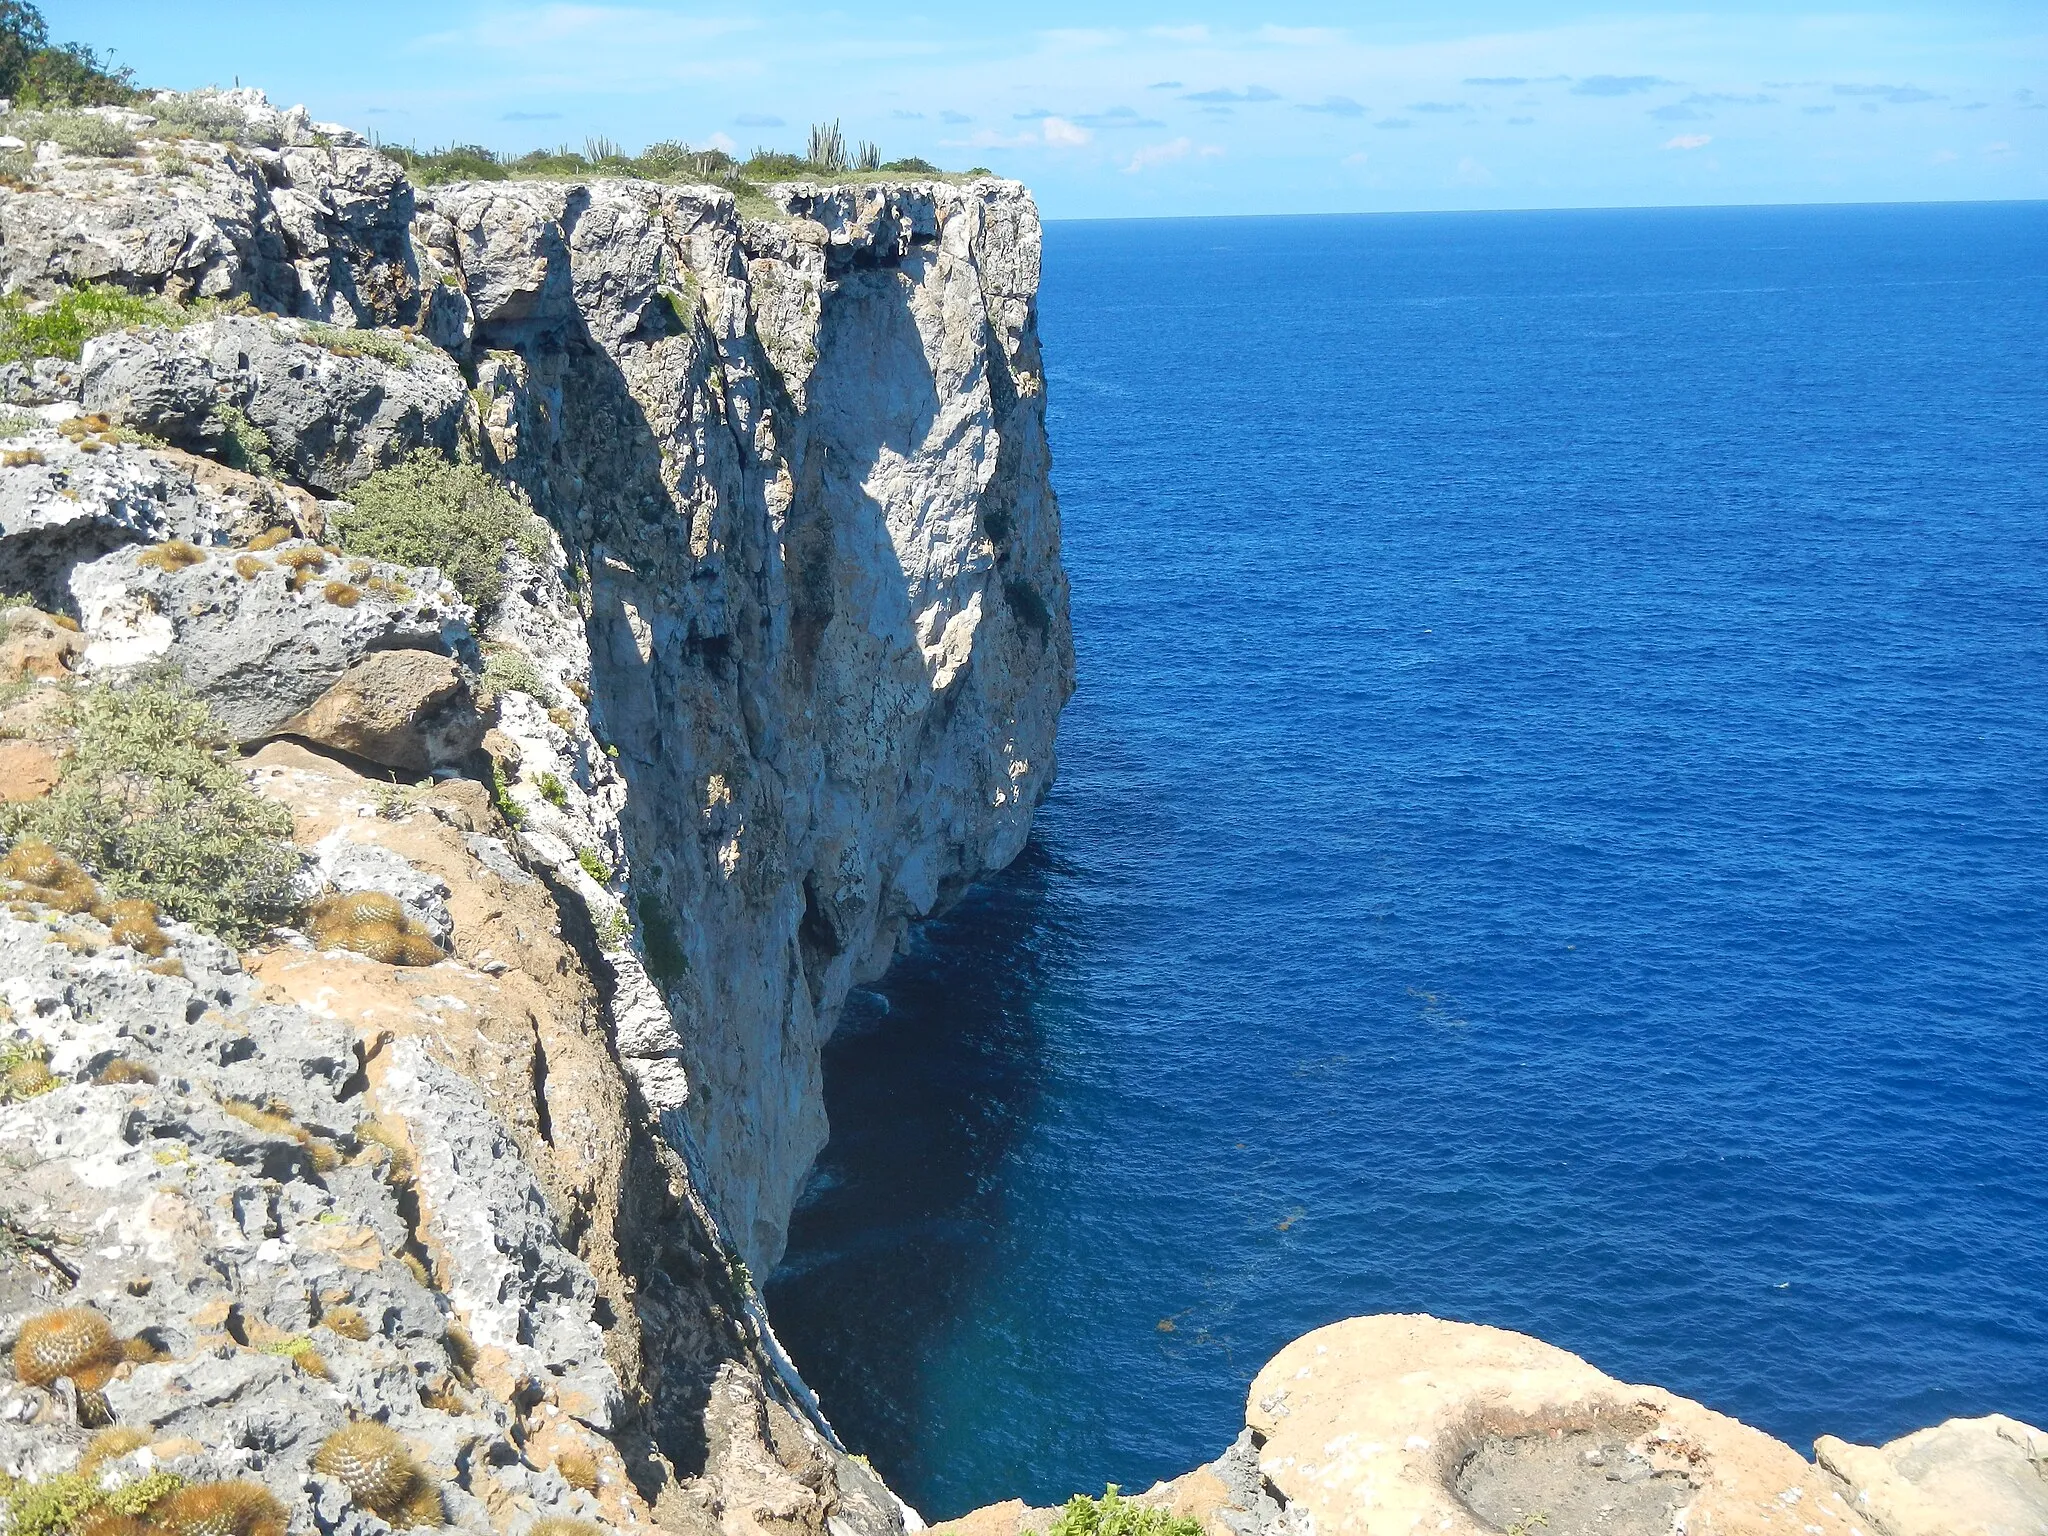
[766, 836, 1070, 1487]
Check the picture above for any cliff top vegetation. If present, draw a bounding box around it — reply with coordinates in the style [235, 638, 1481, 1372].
[379, 123, 988, 198]
[0, 1, 134, 107]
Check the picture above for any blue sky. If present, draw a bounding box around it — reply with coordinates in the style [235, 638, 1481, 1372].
[58, 2, 2047, 216]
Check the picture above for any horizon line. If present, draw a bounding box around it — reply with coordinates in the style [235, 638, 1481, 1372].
[1037, 194, 2048, 223]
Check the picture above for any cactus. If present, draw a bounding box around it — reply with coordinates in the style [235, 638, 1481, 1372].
[552, 1446, 600, 1492]
[107, 898, 168, 957]
[1, 839, 103, 916]
[320, 1305, 371, 1341]
[136, 541, 206, 573]
[529, 1522, 605, 1536]
[78, 1427, 149, 1474]
[153, 1481, 288, 1536]
[306, 892, 443, 968]
[12, 1307, 122, 1390]
[312, 1423, 422, 1519]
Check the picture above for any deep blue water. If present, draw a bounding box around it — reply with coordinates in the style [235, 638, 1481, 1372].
[766, 202, 2048, 1520]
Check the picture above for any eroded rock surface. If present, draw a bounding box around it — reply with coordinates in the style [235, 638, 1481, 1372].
[936, 1317, 2048, 1536]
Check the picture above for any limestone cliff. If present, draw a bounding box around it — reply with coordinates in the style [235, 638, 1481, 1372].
[0, 87, 1069, 1536]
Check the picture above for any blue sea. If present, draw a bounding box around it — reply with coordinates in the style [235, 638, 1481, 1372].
[766, 201, 2048, 1520]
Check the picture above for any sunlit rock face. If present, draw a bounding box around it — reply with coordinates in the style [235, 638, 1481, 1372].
[0, 97, 1069, 1536]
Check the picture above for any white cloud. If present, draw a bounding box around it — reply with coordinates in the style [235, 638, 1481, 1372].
[945, 117, 1092, 151]
[1124, 137, 1197, 173]
[1456, 156, 1494, 184]
[1662, 133, 1713, 150]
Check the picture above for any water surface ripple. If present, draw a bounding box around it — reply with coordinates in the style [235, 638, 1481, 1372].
[767, 202, 2048, 1519]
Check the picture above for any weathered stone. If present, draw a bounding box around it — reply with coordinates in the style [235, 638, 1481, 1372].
[1, 93, 1065, 1536]
[83, 314, 468, 493]
[1817, 1415, 2048, 1536]
[69, 536, 471, 742]
[0, 737, 59, 799]
[285, 648, 483, 772]
[0, 606, 82, 680]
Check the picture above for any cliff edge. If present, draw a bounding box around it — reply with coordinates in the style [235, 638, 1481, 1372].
[0, 87, 1068, 1536]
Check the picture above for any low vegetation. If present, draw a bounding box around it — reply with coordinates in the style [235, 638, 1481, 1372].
[0, 284, 188, 366]
[377, 122, 982, 197]
[332, 451, 547, 616]
[300, 322, 419, 370]
[0, 680, 300, 943]
[478, 644, 557, 707]
[143, 90, 280, 147]
[1034, 1488, 1204, 1536]
[0, 106, 134, 157]
[209, 405, 276, 476]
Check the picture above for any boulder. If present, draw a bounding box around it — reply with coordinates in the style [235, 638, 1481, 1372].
[69, 536, 472, 741]
[0, 428, 225, 607]
[1816, 1415, 2048, 1536]
[0, 605, 83, 680]
[0, 737, 60, 800]
[285, 648, 485, 773]
[82, 313, 468, 493]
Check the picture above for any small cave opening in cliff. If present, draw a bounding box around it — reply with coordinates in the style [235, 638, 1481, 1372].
[1451, 1411, 1697, 1536]
[764, 838, 1067, 1509]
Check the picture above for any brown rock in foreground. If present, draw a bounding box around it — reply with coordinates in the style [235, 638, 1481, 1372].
[281, 647, 484, 772]
[934, 1315, 2048, 1536]
[1817, 1415, 2048, 1536]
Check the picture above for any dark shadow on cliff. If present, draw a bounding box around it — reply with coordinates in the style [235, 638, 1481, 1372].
[766, 832, 1074, 1492]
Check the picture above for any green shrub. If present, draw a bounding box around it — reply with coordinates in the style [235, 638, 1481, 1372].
[0, 107, 135, 156]
[741, 149, 809, 180]
[301, 322, 416, 370]
[478, 645, 557, 707]
[2, 1469, 185, 1536]
[489, 759, 524, 828]
[576, 847, 610, 884]
[0, 283, 184, 365]
[201, 404, 275, 477]
[0, 3, 134, 107]
[333, 451, 547, 615]
[376, 133, 960, 199]
[536, 771, 568, 808]
[143, 91, 281, 147]
[1035, 1489, 1203, 1536]
[379, 142, 508, 186]
[1, 680, 301, 943]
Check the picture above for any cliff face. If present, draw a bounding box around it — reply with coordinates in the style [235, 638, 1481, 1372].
[407, 174, 1071, 1271]
[0, 90, 1069, 1536]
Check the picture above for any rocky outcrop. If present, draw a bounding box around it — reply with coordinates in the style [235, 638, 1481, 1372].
[1818, 1416, 2048, 1536]
[82, 316, 468, 492]
[0, 83, 1068, 1536]
[938, 1317, 2048, 1536]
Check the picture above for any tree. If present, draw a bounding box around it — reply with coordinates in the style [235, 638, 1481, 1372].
[0, 1, 134, 106]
